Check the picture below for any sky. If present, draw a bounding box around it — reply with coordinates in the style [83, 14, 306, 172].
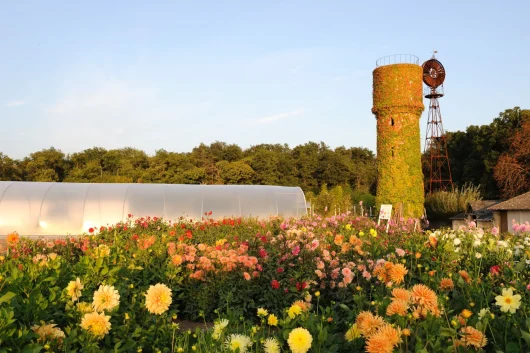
[1, 0, 529, 159]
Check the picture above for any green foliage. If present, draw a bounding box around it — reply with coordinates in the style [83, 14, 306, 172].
[0, 141, 378, 198]
[372, 64, 425, 218]
[445, 107, 530, 199]
[425, 183, 482, 219]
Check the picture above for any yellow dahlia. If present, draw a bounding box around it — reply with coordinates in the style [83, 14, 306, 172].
[92, 284, 120, 312]
[288, 303, 302, 319]
[288, 327, 312, 353]
[268, 313, 278, 326]
[145, 283, 172, 315]
[80, 312, 111, 338]
[66, 277, 83, 302]
[344, 323, 361, 341]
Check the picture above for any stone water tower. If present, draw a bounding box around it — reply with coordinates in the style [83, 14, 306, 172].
[372, 55, 425, 218]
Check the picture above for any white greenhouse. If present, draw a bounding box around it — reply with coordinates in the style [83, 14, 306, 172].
[0, 181, 307, 237]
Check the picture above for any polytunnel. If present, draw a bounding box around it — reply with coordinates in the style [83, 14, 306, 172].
[0, 181, 307, 237]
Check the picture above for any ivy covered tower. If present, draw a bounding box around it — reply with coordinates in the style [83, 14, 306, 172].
[372, 55, 425, 218]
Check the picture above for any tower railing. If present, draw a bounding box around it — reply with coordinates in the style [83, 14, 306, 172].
[424, 85, 444, 97]
[376, 54, 419, 67]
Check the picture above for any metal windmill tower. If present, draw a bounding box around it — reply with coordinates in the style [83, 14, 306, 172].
[422, 52, 453, 194]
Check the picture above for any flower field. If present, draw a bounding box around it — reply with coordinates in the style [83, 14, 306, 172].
[1, 214, 529, 353]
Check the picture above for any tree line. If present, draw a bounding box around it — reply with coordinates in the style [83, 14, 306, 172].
[0, 141, 377, 202]
[0, 106, 528, 213]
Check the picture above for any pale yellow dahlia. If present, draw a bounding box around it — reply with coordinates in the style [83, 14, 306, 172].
[495, 288, 521, 313]
[212, 319, 229, 340]
[31, 323, 65, 344]
[287, 327, 312, 353]
[92, 284, 120, 312]
[225, 334, 252, 353]
[80, 312, 111, 338]
[263, 337, 281, 353]
[66, 277, 83, 302]
[257, 307, 269, 317]
[145, 283, 172, 315]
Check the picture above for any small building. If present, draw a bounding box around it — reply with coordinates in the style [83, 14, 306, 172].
[488, 191, 530, 233]
[450, 200, 501, 230]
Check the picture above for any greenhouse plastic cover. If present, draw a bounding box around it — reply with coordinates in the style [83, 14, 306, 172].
[0, 181, 307, 237]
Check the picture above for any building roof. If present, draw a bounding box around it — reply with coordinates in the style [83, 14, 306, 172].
[467, 200, 502, 213]
[488, 191, 530, 211]
[450, 212, 466, 220]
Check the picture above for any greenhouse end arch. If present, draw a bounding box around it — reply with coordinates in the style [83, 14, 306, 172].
[0, 181, 307, 237]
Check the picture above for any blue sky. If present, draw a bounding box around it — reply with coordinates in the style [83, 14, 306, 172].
[1, 1, 529, 159]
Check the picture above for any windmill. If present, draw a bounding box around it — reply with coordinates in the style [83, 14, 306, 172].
[422, 53, 453, 194]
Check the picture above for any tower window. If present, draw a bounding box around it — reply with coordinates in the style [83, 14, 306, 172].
[391, 147, 394, 157]
[391, 118, 395, 126]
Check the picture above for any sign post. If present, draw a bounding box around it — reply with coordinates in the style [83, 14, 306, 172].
[378, 204, 392, 231]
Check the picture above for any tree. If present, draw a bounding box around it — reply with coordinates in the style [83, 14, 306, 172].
[494, 117, 530, 198]
[0, 153, 22, 181]
[22, 147, 70, 182]
[445, 107, 529, 198]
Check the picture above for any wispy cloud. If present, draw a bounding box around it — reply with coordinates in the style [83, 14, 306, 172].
[5, 100, 26, 107]
[47, 78, 131, 115]
[255, 109, 304, 124]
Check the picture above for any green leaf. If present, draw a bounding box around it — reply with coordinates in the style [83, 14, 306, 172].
[514, 261, 525, 272]
[439, 327, 456, 337]
[521, 330, 530, 346]
[506, 342, 520, 353]
[0, 292, 16, 305]
[100, 266, 109, 275]
[338, 304, 350, 311]
[20, 344, 43, 353]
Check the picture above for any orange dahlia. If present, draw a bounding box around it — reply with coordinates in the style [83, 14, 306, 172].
[388, 264, 408, 285]
[386, 300, 409, 316]
[439, 278, 454, 291]
[357, 312, 385, 338]
[377, 324, 402, 346]
[458, 270, 471, 284]
[410, 284, 438, 309]
[391, 288, 411, 302]
[460, 326, 487, 348]
[6, 232, 19, 245]
[365, 331, 394, 353]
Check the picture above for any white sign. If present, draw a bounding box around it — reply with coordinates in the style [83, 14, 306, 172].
[378, 204, 392, 231]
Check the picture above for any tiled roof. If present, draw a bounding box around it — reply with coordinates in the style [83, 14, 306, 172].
[488, 191, 530, 211]
[467, 200, 501, 212]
